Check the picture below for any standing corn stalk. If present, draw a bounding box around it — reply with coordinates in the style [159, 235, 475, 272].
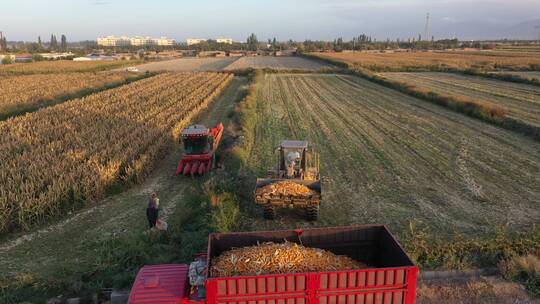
[0, 72, 233, 233]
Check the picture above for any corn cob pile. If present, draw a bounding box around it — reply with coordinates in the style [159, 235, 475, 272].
[210, 241, 367, 277]
[255, 181, 315, 198]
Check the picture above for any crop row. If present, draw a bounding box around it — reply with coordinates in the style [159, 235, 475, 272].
[0, 72, 140, 119]
[380, 72, 540, 128]
[247, 73, 540, 235]
[0, 72, 233, 233]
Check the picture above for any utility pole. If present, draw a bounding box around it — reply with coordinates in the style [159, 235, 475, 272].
[536, 26, 540, 43]
[424, 13, 430, 42]
[0, 31, 3, 51]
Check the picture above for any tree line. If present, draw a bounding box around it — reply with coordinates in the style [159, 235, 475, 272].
[1, 34, 69, 53]
[2, 31, 533, 55]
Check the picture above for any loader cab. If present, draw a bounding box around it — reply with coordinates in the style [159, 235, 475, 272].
[273, 140, 305, 179]
[278, 139, 307, 167]
[182, 125, 213, 155]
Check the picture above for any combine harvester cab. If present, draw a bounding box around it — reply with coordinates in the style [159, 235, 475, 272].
[128, 225, 419, 304]
[255, 140, 321, 220]
[176, 123, 224, 177]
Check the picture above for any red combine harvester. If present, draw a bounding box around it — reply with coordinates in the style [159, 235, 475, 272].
[176, 123, 224, 176]
[128, 225, 419, 304]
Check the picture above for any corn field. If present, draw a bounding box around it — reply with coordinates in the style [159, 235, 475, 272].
[0, 60, 140, 75]
[0, 72, 233, 233]
[0, 72, 137, 118]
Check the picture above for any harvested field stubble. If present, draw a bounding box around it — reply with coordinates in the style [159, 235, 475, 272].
[0, 72, 233, 233]
[224, 56, 331, 71]
[311, 51, 540, 71]
[247, 73, 540, 235]
[380, 72, 540, 129]
[210, 241, 366, 277]
[0, 72, 139, 118]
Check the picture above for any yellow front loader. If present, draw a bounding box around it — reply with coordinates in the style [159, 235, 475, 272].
[254, 140, 321, 220]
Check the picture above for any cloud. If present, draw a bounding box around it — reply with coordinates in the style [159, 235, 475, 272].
[92, 1, 109, 5]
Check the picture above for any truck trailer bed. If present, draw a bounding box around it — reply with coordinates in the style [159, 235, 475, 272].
[129, 225, 418, 304]
[206, 225, 418, 304]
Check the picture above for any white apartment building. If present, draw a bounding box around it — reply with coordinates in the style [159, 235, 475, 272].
[97, 36, 176, 47]
[130, 36, 155, 46]
[186, 38, 207, 46]
[216, 38, 233, 44]
[97, 36, 131, 47]
[154, 37, 175, 46]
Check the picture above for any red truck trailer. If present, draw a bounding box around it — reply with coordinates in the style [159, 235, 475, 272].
[129, 225, 418, 304]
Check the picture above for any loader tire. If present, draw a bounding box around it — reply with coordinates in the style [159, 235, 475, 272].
[263, 206, 276, 220]
[306, 205, 319, 221]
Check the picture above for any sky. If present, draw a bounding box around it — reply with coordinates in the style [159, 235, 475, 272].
[2, 0, 540, 42]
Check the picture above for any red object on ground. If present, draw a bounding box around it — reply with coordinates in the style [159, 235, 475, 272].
[175, 123, 224, 177]
[129, 225, 419, 304]
[128, 264, 189, 304]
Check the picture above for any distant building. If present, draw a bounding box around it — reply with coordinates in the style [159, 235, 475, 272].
[97, 36, 131, 47]
[229, 50, 245, 57]
[15, 54, 32, 62]
[97, 36, 176, 47]
[39, 52, 75, 60]
[154, 37, 175, 46]
[216, 38, 233, 44]
[186, 38, 207, 46]
[130, 36, 155, 47]
[198, 51, 226, 57]
[73, 54, 114, 61]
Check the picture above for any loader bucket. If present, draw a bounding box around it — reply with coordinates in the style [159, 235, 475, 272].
[255, 178, 321, 193]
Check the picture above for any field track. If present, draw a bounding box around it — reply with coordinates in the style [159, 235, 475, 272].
[380, 72, 540, 128]
[224, 56, 331, 70]
[496, 71, 540, 82]
[247, 73, 540, 234]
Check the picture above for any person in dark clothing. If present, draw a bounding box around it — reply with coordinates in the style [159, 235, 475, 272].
[146, 192, 159, 229]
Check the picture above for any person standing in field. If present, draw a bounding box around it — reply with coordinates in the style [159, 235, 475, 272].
[146, 192, 159, 229]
